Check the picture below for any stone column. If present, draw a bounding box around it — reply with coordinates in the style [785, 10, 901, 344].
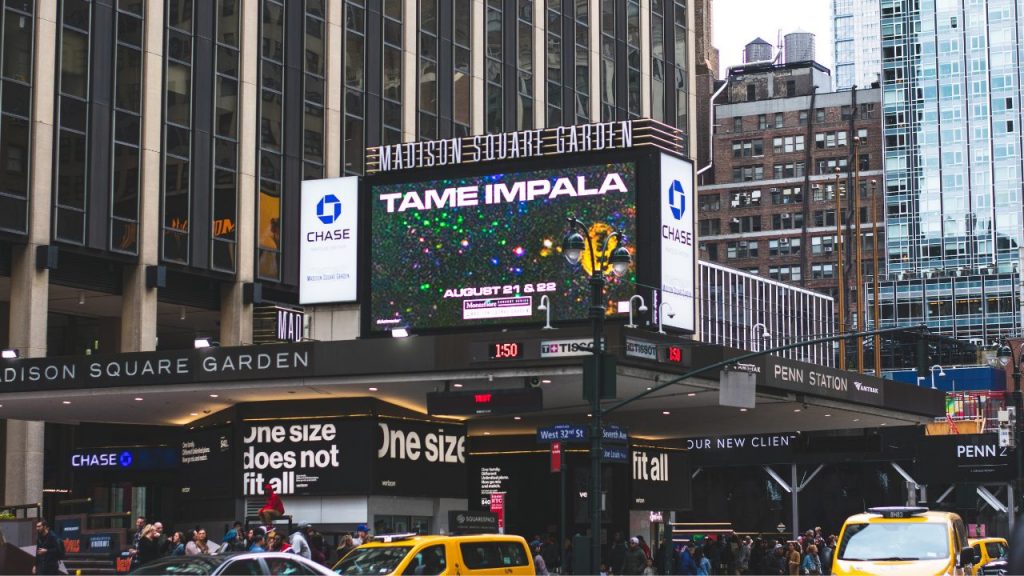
[120, 0, 165, 353]
[4, 0, 59, 507]
[221, 0, 259, 346]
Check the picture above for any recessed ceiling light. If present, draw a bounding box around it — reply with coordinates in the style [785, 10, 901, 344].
[134, 397, 143, 401]
[513, 416, 521, 421]
[824, 413, 832, 417]
[853, 418, 860, 422]
[646, 386, 653, 391]
[687, 392, 697, 397]
[209, 394, 219, 398]
[190, 412, 199, 416]
[793, 408, 801, 412]
[662, 411, 671, 415]
[740, 408, 748, 412]
[368, 387, 379, 392]
[587, 413, 592, 417]
[881, 422, 887, 426]
[62, 401, 71, 405]
[453, 383, 463, 388]
[483, 431, 491, 435]
[541, 379, 552, 384]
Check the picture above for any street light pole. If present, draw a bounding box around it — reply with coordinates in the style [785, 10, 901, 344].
[562, 217, 631, 574]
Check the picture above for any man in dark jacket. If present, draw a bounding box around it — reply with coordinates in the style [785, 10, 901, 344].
[609, 532, 627, 574]
[34, 519, 61, 576]
[621, 537, 648, 575]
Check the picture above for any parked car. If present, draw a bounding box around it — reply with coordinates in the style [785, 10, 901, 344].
[132, 551, 336, 575]
[333, 533, 535, 575]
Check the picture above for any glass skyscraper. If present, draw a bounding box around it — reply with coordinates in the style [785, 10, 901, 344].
[832, 0, 881, 89]
[874, 0, 1023, 346]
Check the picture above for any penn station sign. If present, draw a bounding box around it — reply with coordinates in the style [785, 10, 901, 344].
[761, 356, 886, 407]
[0, 344, 314, 391]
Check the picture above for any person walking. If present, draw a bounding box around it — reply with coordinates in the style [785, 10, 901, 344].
[801, 544, 822, 575]
[678, 543, 698, 575]
[290, 524, 313, 559]
[622, 537, 649, 575]
[609, 532, 627, 575]
[33, 519, 61, 576]
[786, 542, 801, 575]
[534, 543, 550, 576]
[694, 549, 711, 576]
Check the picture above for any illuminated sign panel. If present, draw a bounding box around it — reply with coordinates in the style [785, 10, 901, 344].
[300, 177, 359, 304]
[658, 154, 696, 332]
[369, 162, 638, 334]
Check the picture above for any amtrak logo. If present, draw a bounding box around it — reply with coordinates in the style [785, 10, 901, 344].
[667, 180, 686, 221]
[316, 194, 342, 225]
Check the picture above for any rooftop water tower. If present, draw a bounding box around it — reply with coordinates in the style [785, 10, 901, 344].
[784, 30, 815, 63]
[743, 37, 773, 63]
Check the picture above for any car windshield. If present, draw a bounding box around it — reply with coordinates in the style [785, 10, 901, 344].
[334, 546, 413, 575]
[132, 556, 228, 575]
[838, 523, 949, 561]
[986, 542, 1008, 560]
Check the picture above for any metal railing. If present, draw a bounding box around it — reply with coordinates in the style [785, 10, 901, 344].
[944, 391, 1008, 432]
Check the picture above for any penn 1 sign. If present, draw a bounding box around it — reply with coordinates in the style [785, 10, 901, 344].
[300, 177, 359, 304]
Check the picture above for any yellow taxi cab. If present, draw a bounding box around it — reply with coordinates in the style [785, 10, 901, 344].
[968, 537, 1008, 575]
[832, 506, 977, 576]
[332, 533, 536, 575]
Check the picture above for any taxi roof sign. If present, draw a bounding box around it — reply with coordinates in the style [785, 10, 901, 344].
[866, 506, 929, 518]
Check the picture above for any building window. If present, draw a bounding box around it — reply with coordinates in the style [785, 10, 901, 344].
[0, 0, 32, 234]
[257, 0, 285, 280]
[729, 216, 762, 234]
[811, 235, 836, 255]
[786, 80, 795, 96]
[813, 210, 836, 227]
[731, 165, 764, 182]
[731, 139, 764, 158]
[811, 263, 835, 279]
[815, 157, 847, 175]
[55, 0, 91, 244]
[382, 0, 402, 143]
[768, 238, 801, 256]
[729, 190, 761, 207]
[774, 112, 784, 128]
[772, 136, 804, 153]
[699, 219, 720, 236]
[672, 0, 687, 135]
[304, 1, 326, 177]
[746, 84, 755, 101]
[812, 183, 837, 202]
[758, 114, 767, 129]
[799, 110, 808, 126]
[162, 0, 194, 263]
[772, 212, 804, 230]
[771, 186, 802, 205]
[815, 130, 847, 149]
[732, 117, 742, 132]
[453, 0, 471, 136]
[109, 0, 144, 254]
[772, 162, 805, 179]
[344, 0, 365, 173]
[769, 265, 801, 281]
[626, 0, 640, 118]
[546, 0, 563, 126]
[600, 0, 615, 121]
[815, 108, 825, 123]
[212, 0, 239, 272]
[699, 194, 721, 212]
[517, 0, 534, 129]
[726, 240, 758, 259]
[650, 0, 665, 122]
[418, 0, 439, 139]
[575, 0, 590, 124]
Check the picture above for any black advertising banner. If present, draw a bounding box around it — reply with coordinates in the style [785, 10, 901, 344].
[684, 433, 799, 466]
[375, 419, 467, 498]
[761, 356, 886, 407]
[181, 425, 234, 500]
[239, 418, 374, 497]
[917, 433, 1016, 483]
[630, 448, 691, 510]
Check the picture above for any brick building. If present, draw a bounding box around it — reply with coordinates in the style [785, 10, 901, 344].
[698, 58, 883, 338]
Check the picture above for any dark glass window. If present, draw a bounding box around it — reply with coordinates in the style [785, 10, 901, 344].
[516, 0, 533, 130]
[258, 0, 285, 280]
[545, 0, 562, 126]
[650, 0, 665, 122]
[485, 0, 502, 132]
[574, 0, 589, 123]
[110, 0, 145, 254]
[381, 0, 402, 144]
[55, 0, 90, 244]
[343, 0, 365, 174]
[212, 0, 239, 272]
[0, 0, 33, 234]
[162, 0, 193, 263]
[600, 0, 614, 121]
[418, 0, 438, 139]
[304, 1, 325, 178]
[453, 0, 471, 135]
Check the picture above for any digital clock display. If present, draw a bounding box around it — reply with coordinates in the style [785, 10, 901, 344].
[489, 342, 524, 359]
[666, 346, 684, 363]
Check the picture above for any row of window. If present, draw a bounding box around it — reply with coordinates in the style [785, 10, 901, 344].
[731, 156, 871, 182]
[728, 105, 875, 133]
[701, 208, 877, 233]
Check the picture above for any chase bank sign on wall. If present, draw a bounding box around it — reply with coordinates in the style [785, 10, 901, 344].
[300, 178, 359, 304]
[658, 154, 695, 332]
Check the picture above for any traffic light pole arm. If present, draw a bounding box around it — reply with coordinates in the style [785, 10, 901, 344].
[602, 324, 927, 417]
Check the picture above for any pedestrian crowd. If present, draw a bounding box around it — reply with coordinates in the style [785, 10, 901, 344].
[529, 527, 837, 576]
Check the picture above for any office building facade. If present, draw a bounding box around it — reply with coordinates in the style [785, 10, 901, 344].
[874, 0, 1024, 345]
[831, 0, 881, 90]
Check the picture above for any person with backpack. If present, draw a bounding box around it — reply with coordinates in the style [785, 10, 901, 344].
[33, 519, 62, 576]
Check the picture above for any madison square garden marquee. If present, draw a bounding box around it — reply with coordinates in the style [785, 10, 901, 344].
[299, 120, 698, 336]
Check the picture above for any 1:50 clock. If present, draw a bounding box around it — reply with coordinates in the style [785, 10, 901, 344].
[489, 342, 523, 359]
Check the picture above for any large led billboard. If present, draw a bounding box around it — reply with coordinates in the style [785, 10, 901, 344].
[368, 162, 639, 334]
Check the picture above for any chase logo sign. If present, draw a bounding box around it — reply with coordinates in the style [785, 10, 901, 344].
[316, 194, 342, 225]
[667, 179, 686, 221]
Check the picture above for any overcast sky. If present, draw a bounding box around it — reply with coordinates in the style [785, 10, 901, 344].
[712, 0, 833, 77]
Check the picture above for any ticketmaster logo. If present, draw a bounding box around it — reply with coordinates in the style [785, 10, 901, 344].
[854, 382, 880, 394]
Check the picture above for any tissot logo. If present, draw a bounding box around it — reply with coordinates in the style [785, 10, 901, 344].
[667, 179, 686, 221]
[316, 194, 342, 224]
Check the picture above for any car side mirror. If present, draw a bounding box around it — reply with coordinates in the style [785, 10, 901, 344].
[960, 546, 976, 567]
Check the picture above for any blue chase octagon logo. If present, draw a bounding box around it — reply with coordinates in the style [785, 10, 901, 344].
[667, 179, 686, 221]
[316, 194, 342, 225]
